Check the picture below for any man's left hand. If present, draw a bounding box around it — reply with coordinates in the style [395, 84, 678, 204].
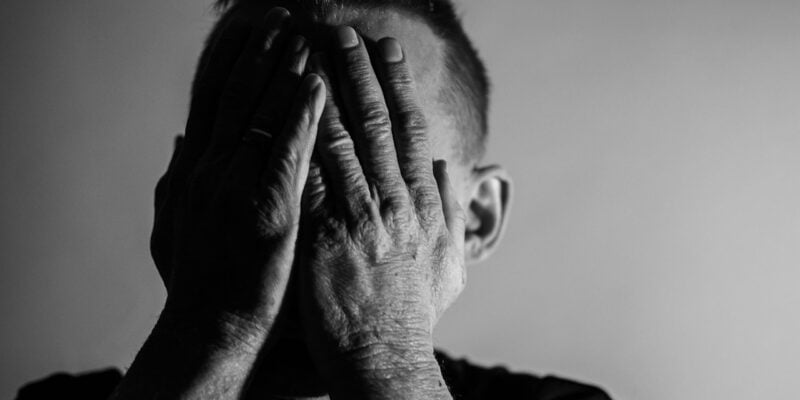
[299, 27, 466, 399]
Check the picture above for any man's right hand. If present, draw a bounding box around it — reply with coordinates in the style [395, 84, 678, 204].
[151, 6, 325, 349]
[112, 8, 325, 399]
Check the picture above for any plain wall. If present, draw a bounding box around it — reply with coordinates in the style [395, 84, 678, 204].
[1, 1, 798, 399]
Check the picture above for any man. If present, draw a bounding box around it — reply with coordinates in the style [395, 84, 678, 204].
[18, 1, 612, 399]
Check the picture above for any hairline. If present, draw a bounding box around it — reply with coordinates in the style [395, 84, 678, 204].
[209, 0, 488, 165]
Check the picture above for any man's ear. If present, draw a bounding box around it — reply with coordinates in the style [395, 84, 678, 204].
[465, 165, 512, 264]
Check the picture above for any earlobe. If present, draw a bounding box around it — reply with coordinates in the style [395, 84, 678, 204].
[464, 165, 512, 264]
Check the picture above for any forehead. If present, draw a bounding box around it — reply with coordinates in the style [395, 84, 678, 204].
[322, 7, 446, 95]
[232, 3, 458, 162]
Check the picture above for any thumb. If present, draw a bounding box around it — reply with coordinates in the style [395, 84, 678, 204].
[433, 160, 466, 251]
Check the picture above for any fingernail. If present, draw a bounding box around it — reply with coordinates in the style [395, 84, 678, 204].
[305, 73, 323, 91]
[289, 35, 306, 53]
[380, 38, 403, 62]
[305, 74, 326, 118]
[262, 8, 291, 46]
[266, 6, 290, 20]
[335, 26, 359, 49]
[264, 7, 291, 26]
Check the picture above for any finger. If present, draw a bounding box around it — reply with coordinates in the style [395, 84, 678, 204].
[308, 53, 372, 219]
[332, 26, 407, 209]
[262, 73, 326, 202]
[230, 71, 321, 193]
[375, 37, 440, 211]
[251, 35, 311, 136]
[229, 35, 311, 186]
[302, 154, 329, 221]
[170, 16, 251, 190]
[433, 160, 465, 247]
[204, 7, 292, 161]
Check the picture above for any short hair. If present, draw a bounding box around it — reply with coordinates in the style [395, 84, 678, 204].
[206, 0, 490, 163]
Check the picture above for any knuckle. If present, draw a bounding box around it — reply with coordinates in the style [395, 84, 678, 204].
[322, 128, 355, 154]
[382, 204, 414, 235]
[413, 190, 443, 226]
[398, 122, 429, 154]
[304, 185, 327, 215]
[352, 214, 380, 238]
[386, 66, 414, 87]
[303, 164, 326, 199]
[306, 163, 325, 186]
[313, 218, 348, 254]
[396, 108, 428, 134]
[350, 217, 393, 262]
[359, 102, 392, 134]
[380, 196, 408, 221]
[342, 170, 367, 195]
[402, 163, 430, 186]
[381, 185, 409, 205]
[344, 54, 373, 80]
[417, 208, 440, 230]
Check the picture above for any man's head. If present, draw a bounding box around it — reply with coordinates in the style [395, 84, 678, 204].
[179, 2, 514, 395]
[199, 0, 511, 263]
[215, 0, 489, 162]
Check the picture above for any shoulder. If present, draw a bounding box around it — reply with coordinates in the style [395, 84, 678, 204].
[17, 355, 613, 400]
[434, 350, 613, 400]
[16, 369, 122, 400]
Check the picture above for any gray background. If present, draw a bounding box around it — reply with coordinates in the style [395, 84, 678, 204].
[1, 1, 798, 399]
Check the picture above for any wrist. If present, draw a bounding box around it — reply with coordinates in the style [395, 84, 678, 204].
[110, 308, 266, 400]
[156, 304, 268, 360]
[323, 335, 451, 399]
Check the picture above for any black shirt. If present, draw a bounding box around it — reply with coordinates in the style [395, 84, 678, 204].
[17, 351, 612, 399]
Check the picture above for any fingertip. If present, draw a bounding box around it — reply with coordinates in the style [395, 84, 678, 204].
[434, 159, 459, 206]
[433, 159, 465, 233]
[304, 72, 323, 90]
[288, 34, 307, 53]
[378, 37, 403, 63]
[259, 8, 291, 44]
[304, 59, 333, 115]
[265, 6, 291, 22]
[301, 73, 325, 103]
[305, 73, 327, 118]
[433, 159, 449, 180]
[335, 25, 360, 49]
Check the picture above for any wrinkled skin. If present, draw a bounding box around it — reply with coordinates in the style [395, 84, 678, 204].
[146, 6, 466, 399]
[300, 31, 466, 381]
[150, 8, 325, 350]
